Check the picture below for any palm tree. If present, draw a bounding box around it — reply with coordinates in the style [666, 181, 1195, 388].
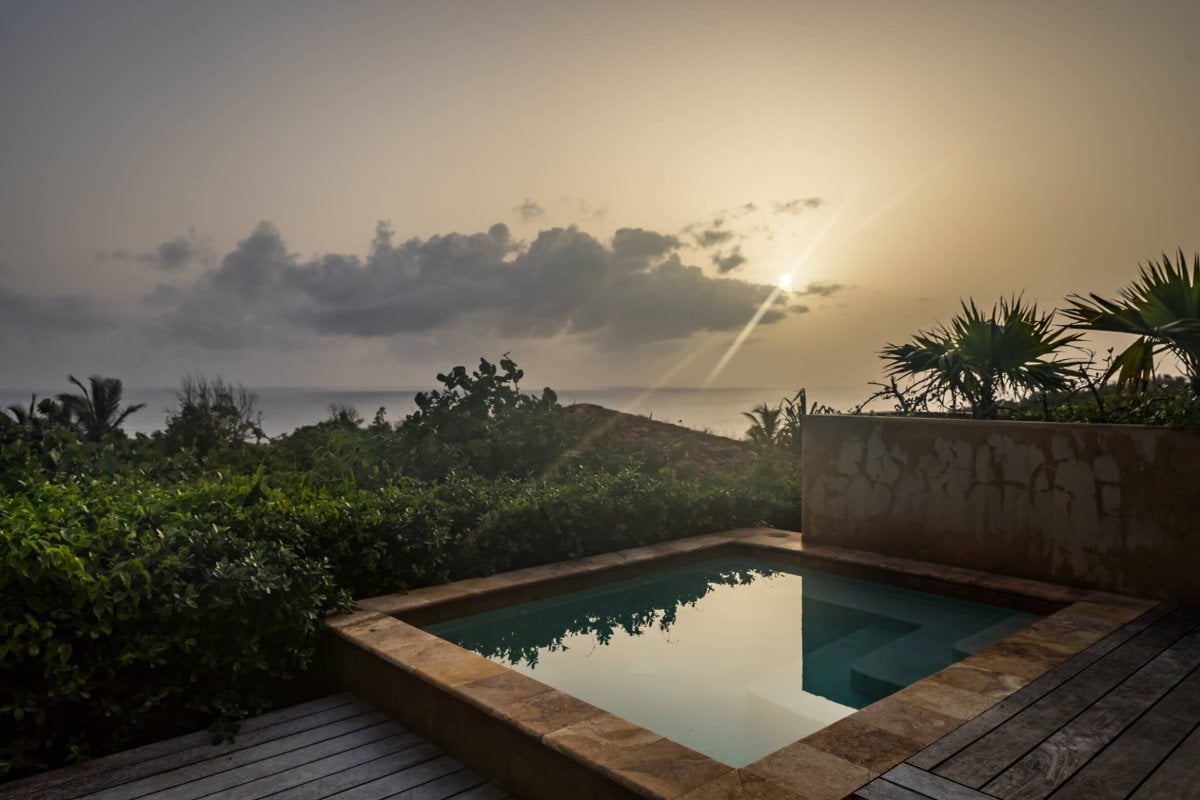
[880, 296, 1082, 419]
[1062, 250, 1200, 395]
[57, 375, 145, 441]
[3, 394, 73, 437]
[743, 402, 784, 445]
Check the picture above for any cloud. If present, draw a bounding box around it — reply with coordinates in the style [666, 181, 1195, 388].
[794, 280, 845, 297]
[711, 247, 746, 273]
[96, 229, 209, 270]
[142, 236, 200, 270]
[563, 196, 607, 221]
[611, 228, 681, 261]
[515, 198, 545, 221]
[147, 220, 789, 351]
[0, 287, 117, 333]
[773, 197, 824, 215]
[694, 226, 734, 249]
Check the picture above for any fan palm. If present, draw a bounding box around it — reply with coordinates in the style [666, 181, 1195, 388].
[1062, 250, 1200, 395]
[880, 296, 1082, 419]
[57, 374, 146, 441]
[743, 402, 784, 445]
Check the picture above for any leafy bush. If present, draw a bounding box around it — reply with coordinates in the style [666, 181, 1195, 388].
[397, 355, 572, 479]
[0, 477, 344, 777]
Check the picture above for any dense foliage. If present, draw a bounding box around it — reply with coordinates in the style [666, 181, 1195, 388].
[0, 358, 801, 779]
[879, 296, 1082, 419]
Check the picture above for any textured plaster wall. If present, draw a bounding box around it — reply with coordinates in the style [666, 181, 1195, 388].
[802, 415, 1200, 600]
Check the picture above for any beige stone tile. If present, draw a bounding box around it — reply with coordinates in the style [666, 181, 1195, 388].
[799, 714, 922, 775]
[351, 617, 445, 667]
[604, 736, 732, 799]
[888, 680, 997, 721]
[964, 635, 1070, 680]
[499, 686, 605, 738]
[406, 639, 512, 688]
[455, 669, 555, 711]
[1013, 618, 1109, 654]
[543, 712, 665, 774]
[853, 697, 964, 747]
[743, 742, 871, 800]
[927, 663, 1029, 700]
[324, 609, 389, 631]
[357, 594, 421, 615]
[1077, 591, 1160, 612]
[678, 770, 801, 800]
[1064, 600, 1151, 624]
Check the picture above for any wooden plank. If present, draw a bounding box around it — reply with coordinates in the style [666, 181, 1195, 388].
[1051, 666, 1200, 800]
[908, 601, 1176, 771]
[208, 731, 424, 800]
[389, 767, 483, 799]
[931, 607, 1200, 788]
[119, 720, 403, 800]
[0, 694, 361, 800]
[1130, 722, 1200, 800]
[264, 742, 444, 800]
[879, 764, 995, 800]
[853, 778, 936, 800]
[984, 631, 1200, 799]
[76, 711, 391, 800]
[326, 754, 467, 800]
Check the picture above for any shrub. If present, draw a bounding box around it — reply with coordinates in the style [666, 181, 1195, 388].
[0, 477, 343, 777]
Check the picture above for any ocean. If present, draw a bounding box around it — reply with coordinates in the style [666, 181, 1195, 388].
[0, 385, 873, 440]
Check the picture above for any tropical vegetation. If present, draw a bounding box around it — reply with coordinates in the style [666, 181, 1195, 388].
[1, 358, 801, 779]
[1063, 249, 1200, 395]
[879, 296, 1082, 419]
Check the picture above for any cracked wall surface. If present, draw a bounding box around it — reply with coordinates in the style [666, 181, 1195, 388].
[802, 415, 1200, 600]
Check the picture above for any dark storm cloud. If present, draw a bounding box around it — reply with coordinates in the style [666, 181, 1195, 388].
[611, 228, 681, 261]
[794, 280, 845, 297]
[711, 247, 746, 273]
[773, 197, 824, 215]
[0, 287, 116, 332]
[516, 198, 545, 221]
[148, 221, 789, 351]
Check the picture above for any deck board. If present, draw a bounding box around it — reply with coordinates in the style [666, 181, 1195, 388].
[0, 696, 508, 800]
[855, 603, 1200, 800]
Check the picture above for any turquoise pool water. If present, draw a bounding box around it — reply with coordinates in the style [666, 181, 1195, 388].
[426, 557, 1039, 767]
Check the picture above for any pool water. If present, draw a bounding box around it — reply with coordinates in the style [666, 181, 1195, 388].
[425, 557, 1039, 767]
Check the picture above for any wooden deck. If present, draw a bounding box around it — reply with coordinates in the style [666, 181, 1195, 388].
[0, 693, 512, 800]
[855, 602, 1200, 800]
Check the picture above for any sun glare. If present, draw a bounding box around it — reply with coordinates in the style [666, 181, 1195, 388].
[777, 274, 792, 291]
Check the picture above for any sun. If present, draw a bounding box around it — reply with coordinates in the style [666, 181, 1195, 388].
[777, 274, 793, 291]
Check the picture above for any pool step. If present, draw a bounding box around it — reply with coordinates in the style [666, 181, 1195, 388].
[849, 628, 955, 698]
[951, 614, 1038, 658]
[803, 625, 913, 706]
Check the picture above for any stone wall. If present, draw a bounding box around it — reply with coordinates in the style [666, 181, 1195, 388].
[802, 415, 1200, 600]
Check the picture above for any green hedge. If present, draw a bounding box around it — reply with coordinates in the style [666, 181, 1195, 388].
[1, 461, 799, 779]
[0, 477, 343, 777]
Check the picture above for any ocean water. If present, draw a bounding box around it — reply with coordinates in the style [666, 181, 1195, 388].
[0, 385, 871, 440]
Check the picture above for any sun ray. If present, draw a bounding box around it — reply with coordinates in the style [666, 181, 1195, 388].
[705, 196, 857, 387]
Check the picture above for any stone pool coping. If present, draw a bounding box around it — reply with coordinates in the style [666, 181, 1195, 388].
[320, 528, 1159, 800]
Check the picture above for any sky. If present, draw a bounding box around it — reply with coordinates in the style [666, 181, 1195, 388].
[2, 0, 1199, 397]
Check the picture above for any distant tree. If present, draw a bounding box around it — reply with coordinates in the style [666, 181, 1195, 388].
[57, 374, 145, 441]
[743, 402, 784, 446]
[318, 403, 364, 430]
[1063, 250, 1200, 396]
[4, 394, 73, 437]
[163, 374, 264, 456]
[880, 296, 1082, 419]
